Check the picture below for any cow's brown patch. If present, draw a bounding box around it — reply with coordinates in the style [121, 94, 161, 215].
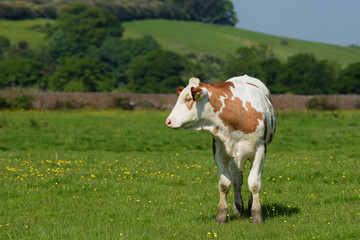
[200, 81, 263, 134]
[184, 93, 194, 110]
[200, 82, 235, 113]
[220, 99, 263, 134]
[213, 126, 219, 134]
[246, 82, 259, 88]
[176, 86, 184, 96]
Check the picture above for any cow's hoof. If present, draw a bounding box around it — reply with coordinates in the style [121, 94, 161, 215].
[251, 209, 264, 224]
[216, 208, 228, 225]
[233, 202, 244, 216]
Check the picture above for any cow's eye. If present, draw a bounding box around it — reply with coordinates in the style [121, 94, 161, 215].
[185, 97, 192, 103]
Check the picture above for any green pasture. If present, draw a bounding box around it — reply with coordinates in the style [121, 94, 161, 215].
[124, 20, 360, 66]
[1, 19, 360, 66]
[0, 110, 359, 239]
[0, 19, 55, 49]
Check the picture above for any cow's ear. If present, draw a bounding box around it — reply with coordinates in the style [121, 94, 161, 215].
[176, 87, 184, 96]
[191, 87, 204, 101]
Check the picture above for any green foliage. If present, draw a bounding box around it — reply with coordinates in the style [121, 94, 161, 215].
[48, 3, 123, 61]
[58, 3, 123, 47]
[0, 110, 359, 238]
[0, 0, 237, 26]
[0, 96, 9, 109]
[182, 53, 225, 83]
[48, 30, 85, 61]
[333, 62, 360, 93]
[278, 54, 338, 94]
[112, 96, 135, 110]
[126, 49, 185, 93]
[0, 94, 33, 110]
[168, 0, 237, 25]
[91, 35, 160, 83]
[0, 57, 47, 88]
[222, 45, 276, 81]
[306, 97, 338, 110]
[0, 2, 36, 20]
[0, 2, 57, 20]
[0, 36, 10, 48]
[9, 94, 33, 110]
[50, 57, 116, 92]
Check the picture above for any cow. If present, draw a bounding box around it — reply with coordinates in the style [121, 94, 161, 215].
[165, 75, 276, 224]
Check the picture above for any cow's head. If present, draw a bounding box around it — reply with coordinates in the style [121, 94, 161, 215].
[165, 77, 208, 130]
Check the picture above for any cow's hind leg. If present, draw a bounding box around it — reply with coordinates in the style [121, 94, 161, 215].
[229, 159, 244, 215]
[213, 136, 231, 224]
[248, 145, 266, 224]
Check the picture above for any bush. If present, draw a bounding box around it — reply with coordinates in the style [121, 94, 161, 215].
[0, 95, 33, 110]
[0, 96, 10, 109]
[10, 95, 33, 110]
[333, 62, 360, 94]
[18, 40, 29, 50]
[306, 97, 338, 110]
[0, 36, 10, 48]
[0, 57, 48, 88]
[51, 100, 85, 110]
[112, 96, 134, 110]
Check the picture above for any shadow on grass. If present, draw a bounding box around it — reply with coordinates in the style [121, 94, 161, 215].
[200, 202, 300, 222]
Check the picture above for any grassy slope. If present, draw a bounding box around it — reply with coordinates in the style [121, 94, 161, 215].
[0, 19, 55, 48]
[1, 19, 360, 66]
[0, 110, 359, 239]
[123, 19, 360, 66]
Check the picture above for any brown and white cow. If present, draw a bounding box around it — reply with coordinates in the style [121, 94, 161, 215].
[165, 75, 276, 224]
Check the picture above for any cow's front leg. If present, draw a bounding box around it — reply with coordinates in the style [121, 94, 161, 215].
[248, 145, 266, 224]
[213, 136, 231, 224]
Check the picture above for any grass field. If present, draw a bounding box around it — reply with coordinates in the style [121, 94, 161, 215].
[1, 19, 360, 66]
[0, 110, 359, 239]
[0, 19, 55, 49]
[123, 20, 360, 66]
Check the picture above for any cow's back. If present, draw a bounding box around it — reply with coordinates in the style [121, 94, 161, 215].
[226, 75, 272, 114]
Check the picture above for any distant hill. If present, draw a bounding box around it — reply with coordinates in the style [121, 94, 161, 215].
[123, 20, 360, 67]
[1, 19, 360, 67]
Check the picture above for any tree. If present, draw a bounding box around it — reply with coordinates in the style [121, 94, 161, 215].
[86, 35, 160, 83]
[49, 57, 116, 92]
[126, 49, 185, 93]
[0, 57, 47, 88]
[260, 58, 282, 87]
[277, 54, 337, 94]
[48, 30, 85, 61]
[48, 3, 124, 61]
[222, 45, 274, 81]
[58, 3, 123, 47]
[168, 0, 237, 25]
[334, 62, 360, 94]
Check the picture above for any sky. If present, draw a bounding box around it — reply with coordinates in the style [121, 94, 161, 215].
[231, 0, 359, 46]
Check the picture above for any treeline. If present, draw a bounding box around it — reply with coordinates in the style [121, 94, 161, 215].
[0, 4, 359, 94]
[0, 0, 237, 25]
[222, 45, 360, 94]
